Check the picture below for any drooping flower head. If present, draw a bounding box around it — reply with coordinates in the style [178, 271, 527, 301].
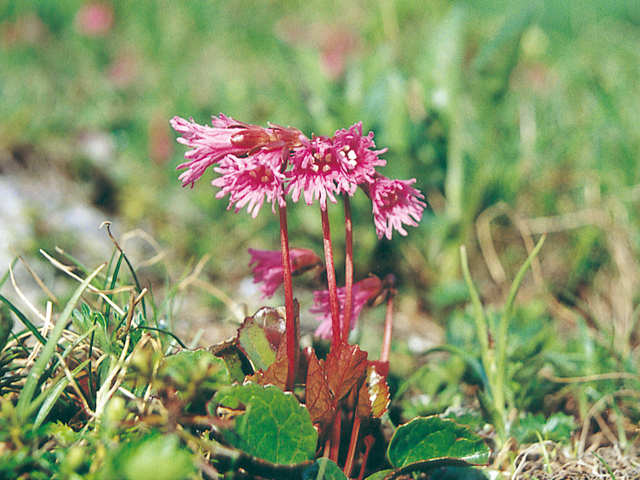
[171, 114, 271, 187]
[286, 123, 389, 210]
[286, 135, 343, 211]
[171, 114, 305, 216]
[332, 122, 387, 193]
[249, 247, 323, 298]
[312, 275, 384, 340]
[212, 150, 286, 217]
[364, 174, 426, 240]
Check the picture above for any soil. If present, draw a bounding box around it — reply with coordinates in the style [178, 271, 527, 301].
[512, 441, 640, 479]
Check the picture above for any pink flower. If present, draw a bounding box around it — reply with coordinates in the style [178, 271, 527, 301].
[286, 135, 343, 210]
[286, 123, 387, 210]
[212, 150, 286, 217]
[312, 275, 383, 340]
[365, 175, 426, 240]
[249, 248, 322, 298]
[171, 115, 271, 187]
[333, 122, 386, 193]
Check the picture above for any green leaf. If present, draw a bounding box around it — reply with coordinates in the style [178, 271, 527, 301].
[118, 432, 194, 480]
[364, 470, 394, 480]
[388, 416, 491, 468]
[303, 458, 347, 480]
[371, 460, 487, 480]
[72, 306, 111, 354]
[512, 412, 576, 444]
[237, 307, 286, 372]
[442, 409, 487, 433]
[33, 357, 93, 430]
[212, 382, 317, 465]
[209, 339, 250, 383]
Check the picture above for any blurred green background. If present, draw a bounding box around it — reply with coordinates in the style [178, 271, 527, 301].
[2, 0, 640, 351]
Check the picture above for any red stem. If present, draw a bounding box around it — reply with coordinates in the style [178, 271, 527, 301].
[320, 206, 342, 346]
[379, 293, 394, 365]
[329, 409, 342, 463]
[342, 196, 353, 344]
[357, 436, 375, 480]
[279, 202, 296, 391]
[323, 437, 332, 459]
[343, 415, 361, 478]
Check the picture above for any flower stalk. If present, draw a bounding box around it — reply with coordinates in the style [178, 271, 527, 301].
[342, 195, 354, 344]
[278, 201, 296, 391]
[320, 206, 343, 347]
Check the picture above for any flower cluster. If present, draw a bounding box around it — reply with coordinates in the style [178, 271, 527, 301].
[173, 112, 420, 469]
[171, 115, 425, 238]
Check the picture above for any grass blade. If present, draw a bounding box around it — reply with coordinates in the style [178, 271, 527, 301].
[16, 263, 106, 423]
[0, 294, 47, 346]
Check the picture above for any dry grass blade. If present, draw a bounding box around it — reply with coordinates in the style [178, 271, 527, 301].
[578, 389, 640, 456]
[9, 265, 47, 324]
[39, 249, 131, 317]
[14, 253, 59, 304]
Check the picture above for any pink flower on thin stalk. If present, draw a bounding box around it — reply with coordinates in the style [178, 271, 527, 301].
[312, 275, 383, 340]
[171, 115, 303, 190]
[171, 115, 269, 187]
[249, 248, 323, 299]
[333, 122, 387, 193]
[286, 123, 388, 210]
[286, 135, 343, 211]
[364, 175, 426, 240]
[212, 150, 286, 217]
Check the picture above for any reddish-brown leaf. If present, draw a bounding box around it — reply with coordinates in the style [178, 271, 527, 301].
[257, 339, 289, 390]
[325, 343, 368, 403]
[356, 374, 372, 419]
[305, 348, 335, 426]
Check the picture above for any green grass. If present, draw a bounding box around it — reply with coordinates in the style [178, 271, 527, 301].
[1, 0, 640, 477]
